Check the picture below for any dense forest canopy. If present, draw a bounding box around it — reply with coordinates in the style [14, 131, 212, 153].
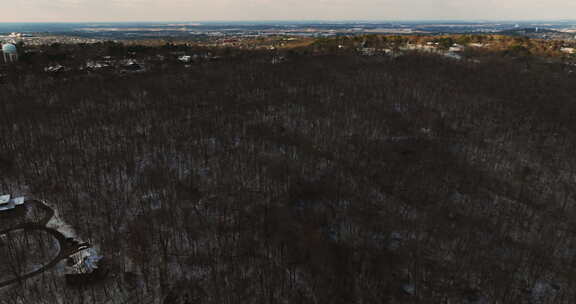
[1, 40, 576, 303]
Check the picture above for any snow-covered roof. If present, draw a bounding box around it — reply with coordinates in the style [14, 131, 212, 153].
[0, 195, 10, 205]
[84, 254, 103, 272]
[0, 204, 15, 211]
[178, 55, 192, 62]
[0, 195, 26, 211]
[0, 195, 14, 211]
[10, 197, 25, 206]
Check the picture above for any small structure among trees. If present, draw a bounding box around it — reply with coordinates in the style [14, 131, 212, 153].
[0, 194, 25, 212]
[65, 249, 108, 286]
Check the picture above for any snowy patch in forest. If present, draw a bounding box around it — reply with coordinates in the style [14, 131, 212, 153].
[45, 202, 79, 239]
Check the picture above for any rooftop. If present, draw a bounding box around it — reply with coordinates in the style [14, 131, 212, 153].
[2, 43, 17, 54]
[0, 195, 26, 212]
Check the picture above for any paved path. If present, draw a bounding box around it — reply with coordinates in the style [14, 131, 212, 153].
[0, 200, 90, 288]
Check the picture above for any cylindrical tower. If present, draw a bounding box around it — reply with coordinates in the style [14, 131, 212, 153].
[2, 43, 18, 63]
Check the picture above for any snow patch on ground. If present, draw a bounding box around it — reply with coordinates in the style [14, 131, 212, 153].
[44, 202, 79, 239]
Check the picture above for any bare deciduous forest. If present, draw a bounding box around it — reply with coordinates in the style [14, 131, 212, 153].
[1, 48, 576, 303]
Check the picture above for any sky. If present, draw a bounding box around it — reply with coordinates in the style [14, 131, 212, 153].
[3, 0, 576, 22]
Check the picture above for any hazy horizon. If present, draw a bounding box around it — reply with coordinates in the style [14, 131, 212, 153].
[4, 0, 576, 23]
[1, 19, 576, 24]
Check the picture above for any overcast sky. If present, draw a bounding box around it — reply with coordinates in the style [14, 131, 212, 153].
[3, 0, 576, 22]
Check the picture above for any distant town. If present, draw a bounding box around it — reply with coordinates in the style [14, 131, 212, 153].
[2, 23, 576, 81]
[2, 21, 576, 43]
[1, 22, 576, 69]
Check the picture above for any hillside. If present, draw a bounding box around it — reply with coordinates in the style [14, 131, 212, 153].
[1, 48, 576, 303]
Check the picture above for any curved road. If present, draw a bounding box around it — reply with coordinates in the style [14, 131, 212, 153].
[0, 200, 91, 288]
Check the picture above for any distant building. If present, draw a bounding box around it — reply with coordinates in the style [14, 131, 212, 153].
[561, 47, 576, 54]
[120, 59, 144, 72]
[65, 249, 107, 286]
[402, 43, 437, 53]
[68, 250, 103, 274]
[85, 61, 111, 70]
[449, 44, 465, 53]
[1, 43, 18, 64]
[359, 47, 377, 56]
[44, 64, 66, 73]
[0, 195, 11, 211]
[178, 55, 192, 63]
[271, 55, 287, 64]
[444, 52, 463, 61]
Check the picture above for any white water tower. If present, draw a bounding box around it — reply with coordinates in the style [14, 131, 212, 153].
[2, 43, 18, 63]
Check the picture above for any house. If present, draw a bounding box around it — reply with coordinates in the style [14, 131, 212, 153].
[469, 43, 485, 48]
[120, 59, 145, 73]
[178, 55, 192, 63]
[422, 45, 438, 52]
[402, 43, 437, 53]
[380, 48, 393, 55]
[561, 47, 575, 54]
[359, 47, 377, 56]
[65, 249, 107, 286]
[444, 52, 463, 61]
[68, 251, 103, 274]
[0, 195, 25, 212]
[402, 43, 418, 51]
[449, 44, 465, 53]
[11, 197, 24, 206]
[0, 194, 12, 211]
[44, 64, 66, 73]
[85, 61, 112, 70]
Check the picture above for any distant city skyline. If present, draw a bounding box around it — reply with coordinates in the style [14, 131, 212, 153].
[3, 0, 576, 23]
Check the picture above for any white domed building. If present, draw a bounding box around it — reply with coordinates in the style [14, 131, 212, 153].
[2, 43, 18, 64]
